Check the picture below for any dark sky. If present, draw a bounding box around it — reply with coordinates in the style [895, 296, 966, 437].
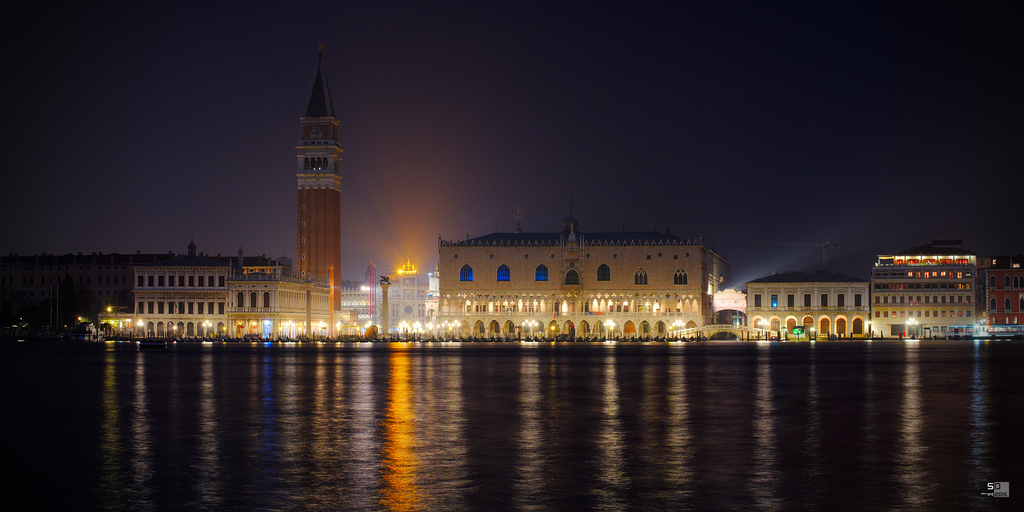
[5, 1, 1020, 286]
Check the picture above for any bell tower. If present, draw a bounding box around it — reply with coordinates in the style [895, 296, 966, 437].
[296, 44, 342, 308]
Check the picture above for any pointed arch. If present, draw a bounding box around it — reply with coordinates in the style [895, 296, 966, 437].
[535, 264, 548, 281]
[497, 264, 510, 281]
[634, 268, 648, 285]
[673, 269, 688, 285]
[597, 264, 610, 281]
[460, 264, 473, 281]
[565, 269, 580, 285]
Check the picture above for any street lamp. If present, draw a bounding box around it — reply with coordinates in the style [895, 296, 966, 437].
[604, 320, 616, 340]
[905, 317, 918, 339]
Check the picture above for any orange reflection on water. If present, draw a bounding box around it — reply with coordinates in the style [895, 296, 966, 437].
[380, 345, 422, 512]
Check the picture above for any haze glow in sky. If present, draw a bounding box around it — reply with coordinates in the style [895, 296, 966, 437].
[5, 1, 1020, 284]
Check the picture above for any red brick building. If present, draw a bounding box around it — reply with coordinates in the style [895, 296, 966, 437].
[985, 254, 1024, 328]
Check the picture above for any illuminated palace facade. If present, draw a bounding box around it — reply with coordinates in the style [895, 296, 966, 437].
[296, 46, 343, 321]
[437, 216, 729, 338]
[746, 272, 870, 340]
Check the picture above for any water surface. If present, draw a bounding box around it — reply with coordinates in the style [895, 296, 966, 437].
[4, 340, 1021, 510]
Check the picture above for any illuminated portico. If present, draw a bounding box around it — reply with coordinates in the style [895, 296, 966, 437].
[438, 213, 728, 339]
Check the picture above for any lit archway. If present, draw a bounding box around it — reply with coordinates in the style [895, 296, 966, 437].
[623, 321, 637, 338]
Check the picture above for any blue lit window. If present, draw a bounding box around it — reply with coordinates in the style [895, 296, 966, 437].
[460, 264, 473, 282]
[497, 265, 510, 281]
[771, 294, 778, 308]
[535, 264, 548, 281]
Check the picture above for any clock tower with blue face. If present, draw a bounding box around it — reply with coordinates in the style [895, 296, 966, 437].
[296, 45, 343, 311]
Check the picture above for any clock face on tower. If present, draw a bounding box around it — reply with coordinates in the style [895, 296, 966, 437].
[304, 124, 327, 139]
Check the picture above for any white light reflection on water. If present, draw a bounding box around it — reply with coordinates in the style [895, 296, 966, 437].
[665, 345, 694, 502]
[195, 350, 222, 509]
[302, 346, 343, 508]
[514, 349, 545, 510]
[750, 342, 779, 511]
[416, 343, 469, 510]
[897, 340, 932, 511]
[130, 351, 155, 508]
[595, 348, 626, 510]
[801, 341, 823, 507]
[350, 347, 380, 508]
[859, 339, 881, 510]
[97, 350, 124, 509]
[968, 340, 991, 511]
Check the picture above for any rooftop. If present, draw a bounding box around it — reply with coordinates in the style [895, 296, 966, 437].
[748, 271, 868, 284]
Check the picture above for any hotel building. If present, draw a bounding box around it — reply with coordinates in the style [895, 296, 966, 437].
[870, 240, 978, 338]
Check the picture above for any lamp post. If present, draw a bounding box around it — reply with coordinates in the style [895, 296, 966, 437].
[604, 320, 616, 340]
[905, 317, 918, 339]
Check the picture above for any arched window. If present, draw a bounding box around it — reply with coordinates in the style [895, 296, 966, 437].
[263, 292, 271, 308]
[991, 276, 997, 288]
[237, 292, 244, 308]
[497, 265, 510, 281]
[673, 269, 687, 285]
[597, 264, 610, 281]
[1006, 298, 1012, 311]
[250, 292, 257, 308]
[991, 299, 997, 311]
[1005, 276, 1011, 288]
[565, 269, 580, 285]
[634, 268, 648, 285]
[1020, 297, 1024, 311]
[460, 264, 474, 281]
[535, 264, 548, 281]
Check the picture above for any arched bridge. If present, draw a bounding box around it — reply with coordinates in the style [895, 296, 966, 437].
[678, 324, 752, 339]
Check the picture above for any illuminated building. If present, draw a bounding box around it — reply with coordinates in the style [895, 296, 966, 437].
[870, 240, 978, 338]
[437, 213, 728, 338]
[746, 271, 869, 340]
[335, 279, 376, 335]
[296, 45, 343, 318]
[389, 260, 431, 336]
[130, 240, 231, 337]
[983, 254, 1024, 328]
[103, 241, 331, 338]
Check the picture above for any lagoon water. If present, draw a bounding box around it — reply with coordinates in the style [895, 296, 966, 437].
[4, 340, 1022, 511]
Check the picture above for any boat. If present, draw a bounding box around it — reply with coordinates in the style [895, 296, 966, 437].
[138, 338, 168, 349]
[70, 322, 104, 341]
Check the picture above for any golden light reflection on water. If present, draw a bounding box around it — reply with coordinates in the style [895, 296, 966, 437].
[380, 345, 423, 511]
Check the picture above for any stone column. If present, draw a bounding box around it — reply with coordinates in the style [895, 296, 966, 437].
[379, 277, 391, 339]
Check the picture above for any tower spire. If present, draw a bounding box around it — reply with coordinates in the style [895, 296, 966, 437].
[305, 44, 335, 118]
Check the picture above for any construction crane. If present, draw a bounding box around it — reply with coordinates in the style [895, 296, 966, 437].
[752, 241, 841, 269]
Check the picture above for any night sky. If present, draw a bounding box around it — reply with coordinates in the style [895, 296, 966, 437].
[5, 1, 1020, 286]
